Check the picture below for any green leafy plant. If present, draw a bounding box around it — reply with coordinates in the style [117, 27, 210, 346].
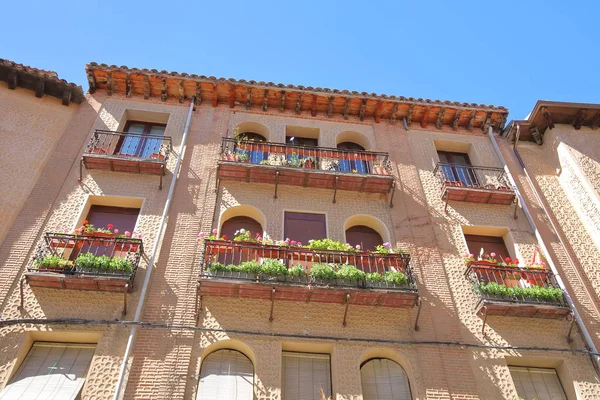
[383, 271, 408, 285]
[75, 252, 96, 269]
[93, 255, 112, 271]
[306, 239, 354, 252]
[233, 229, 257, 242]
[335, 265, 365, 281]
[109, 257, 133, 273]
[238, 260, 261, 274]
[309, 263, 336, 281]
[288, 265, 306, 277]
[365, 272, 384, 282]
[477, 282, 564, 303]
[260, 258, 287, 277]
[237, 153, 249, 162]
[35, 254, 63, 269]
[260, 160, 271, 165]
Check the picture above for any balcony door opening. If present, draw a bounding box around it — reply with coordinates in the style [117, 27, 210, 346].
[116, 121, 166, 159]
[284, 212, 326, 246]
[345, 225, 383, 252]
[218, 216, 263, 265]
[336, 141, 369, 174]
[437, 151, 478, 187]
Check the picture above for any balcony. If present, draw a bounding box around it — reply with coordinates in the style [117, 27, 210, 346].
[465, 261, 570, 320]
[81, 130, 172, 189]
[216, 138, 394, 202]
[25, 233, 143, 295]
[434, 163, 516, 208]
[198, 240, 419, 325]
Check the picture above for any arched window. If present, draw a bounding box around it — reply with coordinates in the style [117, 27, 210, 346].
[220, 216, 263, 239]
[197, 349, 254, 400]
[337, 141, 369, 174]
[360, 358, 411, 400]
[346, 225, 383, 251]
[235, 122, 269, 164]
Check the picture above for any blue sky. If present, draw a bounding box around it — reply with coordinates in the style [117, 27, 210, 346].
[2, 0, 598, 120]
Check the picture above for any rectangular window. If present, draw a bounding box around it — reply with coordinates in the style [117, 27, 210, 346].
[282, 352, 331, 400]
[464, 234, 510, 261]
[437, 151, 478, 186]
[0, 342, 96, 399]
[117, 121, 166, 159]
[284, 212, 326, 245]
[509, 366, 567, 400]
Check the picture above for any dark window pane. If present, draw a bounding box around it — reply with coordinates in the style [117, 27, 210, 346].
[286, 136, 318, 147]
[284, 212, 326, 244]
[346, 225, 383, 251]
[464, 234, 510, 260]
[221, 216, 263, 239]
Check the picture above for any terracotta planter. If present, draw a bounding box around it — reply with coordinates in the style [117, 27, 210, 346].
[88, 147, 107, 154]
[50, 238, 77, 249]
[150, 153, 165, 160]
[303, 160, 315, 169]
[497, 186, 510, 191]
[114, 243, 140, 252]
[374, 166, 389, 175]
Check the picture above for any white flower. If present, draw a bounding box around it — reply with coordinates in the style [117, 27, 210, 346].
[240, 228, 246, 234]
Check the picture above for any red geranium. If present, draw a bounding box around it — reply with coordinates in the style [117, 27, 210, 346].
[221, 235, 228, 240]
[107, 223, 114, 230]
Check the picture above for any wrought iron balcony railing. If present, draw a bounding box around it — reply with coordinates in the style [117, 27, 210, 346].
[217, 138, 395, 200]
[433, 162, 516, 206]
[465, 261, 570, 324]
[26, 233, 143, 291]
[81, 130, 172, 188]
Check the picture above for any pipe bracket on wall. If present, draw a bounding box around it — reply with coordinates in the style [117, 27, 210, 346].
[342, 293, 351, 327]
[413, 297, 422, 331]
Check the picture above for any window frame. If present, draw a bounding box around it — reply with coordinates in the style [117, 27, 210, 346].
[283, 212, 327, 244]
[281, 351, 332, 400]
[116, 120, 167, 158]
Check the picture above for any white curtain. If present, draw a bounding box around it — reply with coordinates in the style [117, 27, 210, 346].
[197, 349, 254, 400]
[0, 342, 95, 400]
[282, 352, 332, 400]
[360, 358, 411, 400]
[509, 366, 567, 400]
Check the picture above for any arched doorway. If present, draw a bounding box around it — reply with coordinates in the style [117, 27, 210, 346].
[197, 349, 254, 400]
[360, 358, 412, 400]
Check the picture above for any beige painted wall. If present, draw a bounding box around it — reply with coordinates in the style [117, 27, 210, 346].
[0, 86, 77, 245]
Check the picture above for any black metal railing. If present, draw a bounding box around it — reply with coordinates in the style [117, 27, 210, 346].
[434, 162, 512, 191]
[28, 233, 143, 279]
[219, 137, 392, 176]
[85, 130, 172, 162]
[465, 261, 566, 307]
[200, 239, 417, 291]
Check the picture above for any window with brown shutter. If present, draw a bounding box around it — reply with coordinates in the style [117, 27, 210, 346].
[345, 225, 383, 251]
[464, 234, 510, 260]
[284, 212, 326, 244]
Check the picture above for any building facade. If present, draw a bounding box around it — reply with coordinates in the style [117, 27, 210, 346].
[0, 60, 599, 399]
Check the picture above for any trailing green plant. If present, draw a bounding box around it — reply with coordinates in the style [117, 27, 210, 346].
[365, 272, 384, 282]
[306, 239, 354, 252]
[109, 257, 133, 273]
[288, 264, 306, 277]
[309, 263, 336, 280]
[383, 271, 408, 285]
[260, 258, 288, 277]
[477, 282, 564, 303]
[35, 254, 63, 268]
[335, 265, 365, 281]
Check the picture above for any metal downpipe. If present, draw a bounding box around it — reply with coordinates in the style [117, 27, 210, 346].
[486, 126, 600, 375]
[112, 97, 196, 400]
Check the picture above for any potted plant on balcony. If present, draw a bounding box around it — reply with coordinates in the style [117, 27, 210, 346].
[373, 162, 389, 176]
[287, 264, 307, 284]
[109, 257, 134, 274]
[75, 252, 97, 273]
[383, 270, 409, 288]
[309, 263, 336, 286]
[260, 258, 288, 282]
[302, 157, 316, 169]
[238, 260, 261, 280]
[334, 264, 365, 287]
[365, 272, 384, 288]
[35, 255, 74, 273]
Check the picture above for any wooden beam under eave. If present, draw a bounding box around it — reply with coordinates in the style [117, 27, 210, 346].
[343, 97, 351, 120]
[359, 99, 367, 121]
[195, 82, 202, 105]
[178, 80, 185, 103]
[61, 89, 72, 106]
[436, 108, 446, 129]
[541, 107, 554, 130]
[295, 93, 302, 114]
[466, 110, 477, 131]
[125, 74, 132, 98]
[452, 110, 461, 130]
[572, 109, 586, 130]
[161, 78, 168, 102]
[245, 87, 252, 110]
[327, 96, 334, 118]
[420, 107, 429, 128]
[374, 101, 383, 123]
[35, 79, 45, 98]
[279, 90, 286, 111]
[212, 84, 218, 107]
[590, 111, 600, 130]
[143, 75, 150, 99]
[229, 85, 236, 108]
[311, 95, 318, 117]
[481, 112, 492, 132]
[106, 71, 113, 96]
[87, 70, 96, 94]
[406, 104, 415, 127]
[7, 70, 17, 89]
[389, 103, 398, 125]
[262, 89, 269, 111]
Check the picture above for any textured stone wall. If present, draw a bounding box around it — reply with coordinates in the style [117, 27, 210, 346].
[1, 96, 599, 400]
[0, 86, 77, 245]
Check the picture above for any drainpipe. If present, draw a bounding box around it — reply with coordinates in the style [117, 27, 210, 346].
[112, 97, 196, 400]
[487, 126, 600, 375]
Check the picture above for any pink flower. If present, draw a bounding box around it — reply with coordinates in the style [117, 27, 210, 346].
[107, 224, 114, 230]
[290, 240, 297, 245]
[114, 229, 119, 234]
[383, 242, 392, 248]
[212, 229, 218, 235]
[469, 254, 474, 258]
[490, 252, 496, 258]
[124, 231, 131, 237]
[285, 238, 290, 243]
[198, 232, 206, 238]
[297, 242, 302, 246]
[356, 244, 361, 250]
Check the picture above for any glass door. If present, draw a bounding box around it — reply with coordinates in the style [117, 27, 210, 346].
[117, 121, 166, 159]
[437, 151, 478, 186]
